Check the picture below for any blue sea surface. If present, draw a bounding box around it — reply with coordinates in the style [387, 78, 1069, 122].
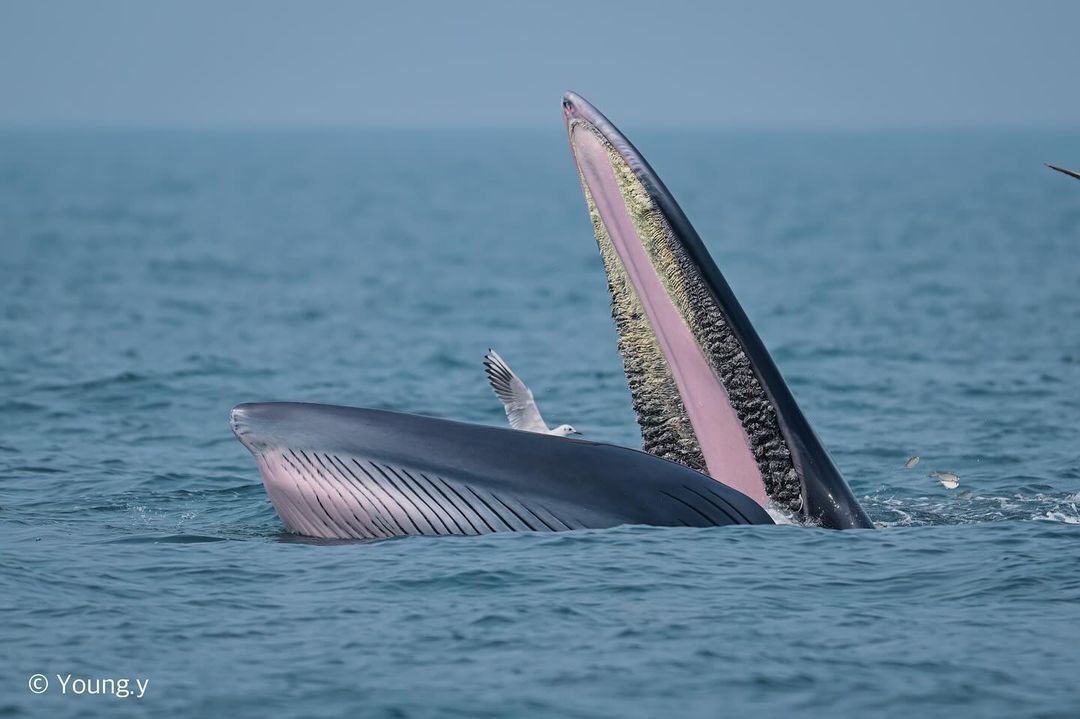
[2, 128, 1079, 718]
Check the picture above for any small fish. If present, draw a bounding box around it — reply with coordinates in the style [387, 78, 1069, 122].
[957, 490, 973, 500]
[929, 470, 960, 489]
[903, 456, 920, 469]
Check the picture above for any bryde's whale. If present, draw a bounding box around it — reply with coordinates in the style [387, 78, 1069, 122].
[230, 92, 873, 538]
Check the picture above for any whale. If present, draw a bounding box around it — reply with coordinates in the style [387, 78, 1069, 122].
[230, 92, 873, 538]
[230, 402, 773, 538]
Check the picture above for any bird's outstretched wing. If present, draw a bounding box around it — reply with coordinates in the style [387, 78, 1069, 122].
[483, 349, 548, 432]
[1048, 163, 1080, 181]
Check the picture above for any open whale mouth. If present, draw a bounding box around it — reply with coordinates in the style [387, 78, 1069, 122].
[564, 92, 871, 527]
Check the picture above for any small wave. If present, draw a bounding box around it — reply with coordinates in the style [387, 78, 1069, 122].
[7, 465, 63, 474]
[108, 534, 229, 544]
[39, 371, 147, 392]
[0, 400, 44, 413]
[1037, 511, 1080, 524]
[866, 491, 1080, 527]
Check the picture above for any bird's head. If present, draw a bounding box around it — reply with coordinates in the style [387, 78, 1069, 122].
[553, 424, 581, 437]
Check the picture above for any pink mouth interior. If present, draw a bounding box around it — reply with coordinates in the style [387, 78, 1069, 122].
[571, 126, 769, 508]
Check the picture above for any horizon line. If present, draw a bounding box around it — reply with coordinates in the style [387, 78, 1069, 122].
[2, 121, 1080, 133]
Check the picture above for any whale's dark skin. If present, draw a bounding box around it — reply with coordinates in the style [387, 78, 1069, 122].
[230, 92, 873, 537]
[230, 402, 773, 539]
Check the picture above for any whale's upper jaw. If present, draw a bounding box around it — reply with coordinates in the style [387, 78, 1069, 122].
[563, 91, 872, 529]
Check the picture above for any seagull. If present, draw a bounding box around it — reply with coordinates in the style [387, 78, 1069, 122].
[483, 349, 580, 437]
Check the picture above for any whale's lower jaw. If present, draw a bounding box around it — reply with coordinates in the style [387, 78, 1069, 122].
[231, 402, 774, 539]
[246, 448, 575, 539]
[563, 93, 872, 528]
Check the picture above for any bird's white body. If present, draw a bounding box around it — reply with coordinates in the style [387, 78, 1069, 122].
[483, 350, 579, 437]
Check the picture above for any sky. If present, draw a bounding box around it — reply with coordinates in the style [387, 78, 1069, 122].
[1, 0, 1078, 128]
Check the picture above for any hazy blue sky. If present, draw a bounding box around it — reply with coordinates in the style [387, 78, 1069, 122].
[1, 0, 1078, 128]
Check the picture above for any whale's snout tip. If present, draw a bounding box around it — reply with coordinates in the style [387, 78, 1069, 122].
[562, 92, 578, 117]
[229, 403, 288, 455]
[230, 404, 257, 448]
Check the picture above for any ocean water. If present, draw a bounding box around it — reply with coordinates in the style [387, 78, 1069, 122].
[2, 127, 1079, 718]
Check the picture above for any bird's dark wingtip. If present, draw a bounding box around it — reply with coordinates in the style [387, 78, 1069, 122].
[1047, 163, 1080, 181]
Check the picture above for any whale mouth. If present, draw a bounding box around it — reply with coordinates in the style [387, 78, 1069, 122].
[564, 92, 862, 522]
[226, 92, 871, 532]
